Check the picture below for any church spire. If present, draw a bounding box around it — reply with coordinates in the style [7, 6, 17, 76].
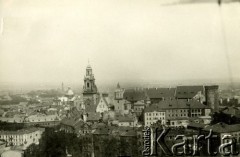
[117, 82, 120, 89]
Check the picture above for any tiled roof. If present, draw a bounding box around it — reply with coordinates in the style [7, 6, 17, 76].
[221, 107, 240, 117]
[87, 112, 101, 122]
[203, 123, 240, 133]
[120, 129, 137, 137]
[117, 115, 136, 122]
[85, 104, 97, 113]
[26, 114, 59, 122]
[0, 127, 45, 135]
[61, 117, 83, 127]
[176, 86, 204, 99]
[155, 99, 209, 109]
[144, 104, 164, 113]
[93, 127, 110, 135]
[145, 88, 176, 99]
[123, 89, 148, 102]
[187, 122, 206, 129]
[134, 100, 145, 106]
[93, 125, 138, 136]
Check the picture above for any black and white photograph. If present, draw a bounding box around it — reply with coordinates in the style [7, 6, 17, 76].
[0, 0, 240, 156]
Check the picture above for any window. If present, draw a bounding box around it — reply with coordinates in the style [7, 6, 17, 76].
[87, 83, 90, 88]
[124, 104, 127, 110]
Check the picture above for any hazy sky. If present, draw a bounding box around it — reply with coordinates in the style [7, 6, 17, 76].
[0, 0, 240, 88]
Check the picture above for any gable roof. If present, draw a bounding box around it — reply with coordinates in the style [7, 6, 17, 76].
[176, 86, 204, 99]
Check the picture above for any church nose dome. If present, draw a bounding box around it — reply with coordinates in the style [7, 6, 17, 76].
[86, 64, 92, 69]
[66, 87, 74, 96]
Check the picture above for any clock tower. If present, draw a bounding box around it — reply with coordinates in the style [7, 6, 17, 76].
[82, 63, 98, 105]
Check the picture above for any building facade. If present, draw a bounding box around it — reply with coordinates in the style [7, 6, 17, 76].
[0, 128, 44, 147]
[144, 99, 211, 127]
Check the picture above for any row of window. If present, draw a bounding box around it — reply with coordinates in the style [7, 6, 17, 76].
[0, 134, 38, 139]
[169, 114, 187, 117]
[134, 107, 144, 110]
[191, 109, 202, 113]
[146, 121, 165, 125]
[146, 112, 165, 116]
[168, 109, 188, 113]
[146, 117, 165, 120]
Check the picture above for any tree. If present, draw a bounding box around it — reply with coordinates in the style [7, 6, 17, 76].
[211, 112, 239, 125]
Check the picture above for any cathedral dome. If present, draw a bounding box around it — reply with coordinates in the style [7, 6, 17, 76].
[66, 87, 74, 96]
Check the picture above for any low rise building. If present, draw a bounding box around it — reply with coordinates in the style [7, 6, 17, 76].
[24, 114, 60, 127]
[96, 95, 110, 113]
[133, 100, 148, 116]
[144, 99, 211, 127]
[113, 99, 131, 114]
[0, 127, 44, 148]
[113, 114, 138, 127]
[144, 104, 166, 127]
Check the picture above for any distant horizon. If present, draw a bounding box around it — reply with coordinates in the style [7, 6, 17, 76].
[0, 78, 239, 92]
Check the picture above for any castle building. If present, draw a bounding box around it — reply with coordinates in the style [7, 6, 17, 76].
[144, 99, 211, 127]
[82, 63, 99, 105]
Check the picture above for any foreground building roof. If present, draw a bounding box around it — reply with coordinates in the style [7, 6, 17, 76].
[203, 123, 240, 133]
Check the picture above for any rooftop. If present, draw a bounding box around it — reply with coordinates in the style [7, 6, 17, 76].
[203, 123, 240, 133]
[176, 86, 204, 99]
[145, 88, 176, 99]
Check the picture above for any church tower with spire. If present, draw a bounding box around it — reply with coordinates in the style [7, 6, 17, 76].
[82, 62, 98, 105]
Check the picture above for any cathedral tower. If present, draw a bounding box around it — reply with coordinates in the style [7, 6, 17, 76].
[82, 63, 98, 104]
